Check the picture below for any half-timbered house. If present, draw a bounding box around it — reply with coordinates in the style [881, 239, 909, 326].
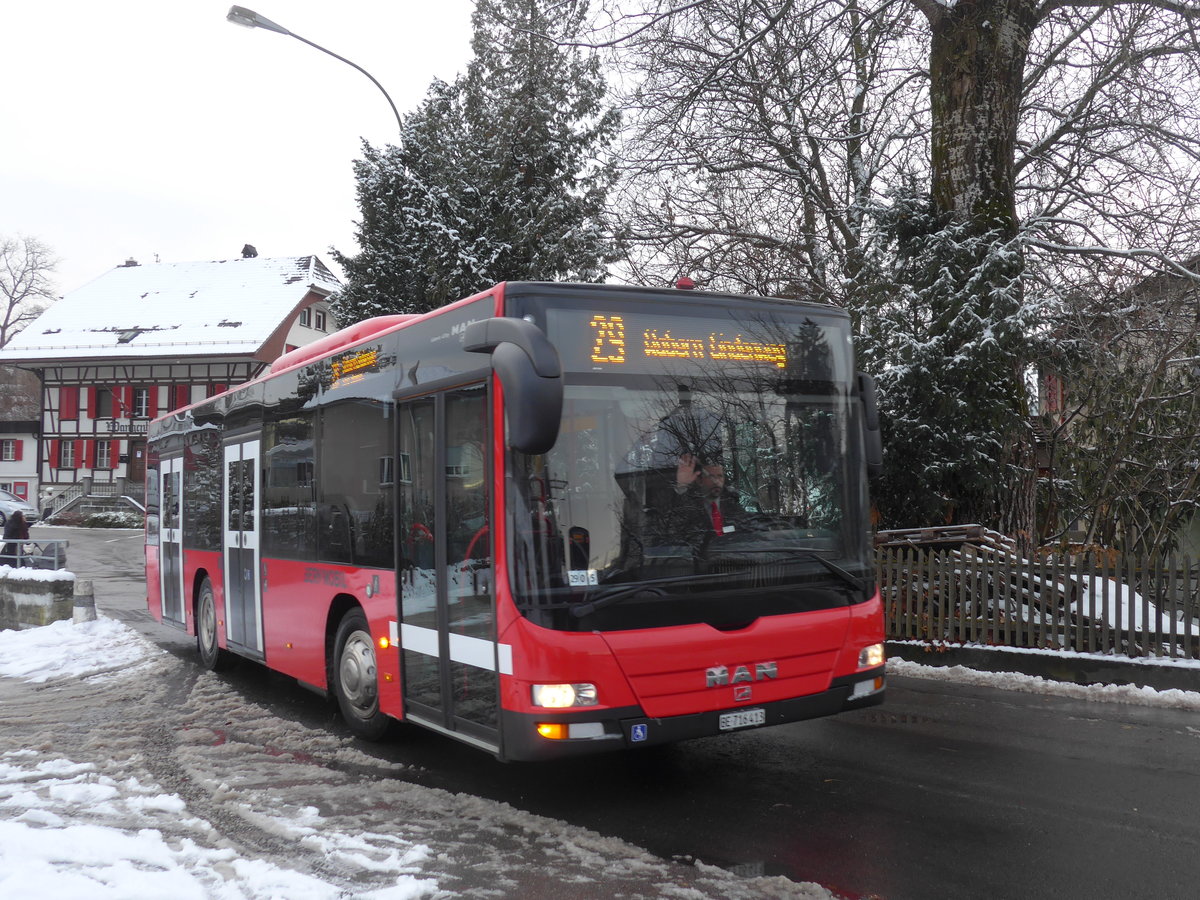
[0, 254, 340, 515]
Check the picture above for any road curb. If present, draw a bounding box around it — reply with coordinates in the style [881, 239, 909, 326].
[886, 641, 1200, 694]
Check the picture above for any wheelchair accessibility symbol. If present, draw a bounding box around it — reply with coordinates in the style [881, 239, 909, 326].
[631, 724, 648, 742]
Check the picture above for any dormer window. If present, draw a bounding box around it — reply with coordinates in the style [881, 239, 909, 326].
[315, 309, 327, 331]
[299, 308, 312, 327]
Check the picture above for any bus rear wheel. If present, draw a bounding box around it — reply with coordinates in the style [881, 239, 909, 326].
[196, 577, 233, 672]
[333, 609, 389, 740]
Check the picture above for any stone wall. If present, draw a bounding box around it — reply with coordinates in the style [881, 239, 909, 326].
[0, 568, 76, 630]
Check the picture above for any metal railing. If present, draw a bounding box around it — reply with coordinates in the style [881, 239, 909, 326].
[47, 484, 86, 517]
[43, 476, 145, 519]
[879, 544, 1200, 659]
[0, 539, 69, 571]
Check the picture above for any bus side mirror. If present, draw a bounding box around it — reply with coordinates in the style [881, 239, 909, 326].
[857, 371, 883, 478]
[463, 317, 563, 454]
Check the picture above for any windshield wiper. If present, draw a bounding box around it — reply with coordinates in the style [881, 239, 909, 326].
[721, 545, 866, 593]
[570, 572, 741, 618]
[778, 548, 867, 592]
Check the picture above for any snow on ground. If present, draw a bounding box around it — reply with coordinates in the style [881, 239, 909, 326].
[0, 616, 831, 900]
[887, 656, 1200, 710]
[0, 616, 156, 683]
[4, 612, 1196, 899]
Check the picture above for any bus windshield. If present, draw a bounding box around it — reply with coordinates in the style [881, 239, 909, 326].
[505, 294, 873, 632]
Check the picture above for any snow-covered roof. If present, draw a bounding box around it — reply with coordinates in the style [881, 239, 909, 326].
[0, 255, 341, 362]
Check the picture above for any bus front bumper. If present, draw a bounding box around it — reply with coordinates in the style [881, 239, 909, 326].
[499, 669, 885, 762]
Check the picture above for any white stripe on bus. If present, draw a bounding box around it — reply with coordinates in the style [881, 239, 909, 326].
[400, 623, 513, 675]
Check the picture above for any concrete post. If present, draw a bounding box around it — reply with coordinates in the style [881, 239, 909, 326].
[73, 578, 97, 623]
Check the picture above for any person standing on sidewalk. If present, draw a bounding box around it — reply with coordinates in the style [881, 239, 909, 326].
[1, 510, 30, 566]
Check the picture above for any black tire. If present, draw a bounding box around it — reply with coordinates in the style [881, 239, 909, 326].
[0, 511, 7, 526]
[196, 577, 234, 672]
[332, 609, 389, 740]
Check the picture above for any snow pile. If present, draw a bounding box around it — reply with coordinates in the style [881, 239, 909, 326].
[0, 752, 437, 900]
[888, 657, 1200, 710]
[0, 564, 75, 582]
[0, 616, 157, 683]
[1072, 577, 1182, 632]
[0, 617, 441, 899]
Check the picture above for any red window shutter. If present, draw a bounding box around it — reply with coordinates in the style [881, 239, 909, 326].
[75, 440, 85, 468]
[49, 439, 60, 468]
[87, 387, 98, 419]
[60, 386, 79, 420]
[12, 440, 22, 462]
[148, 386, 158, 417]
[173, 385, 190, 410]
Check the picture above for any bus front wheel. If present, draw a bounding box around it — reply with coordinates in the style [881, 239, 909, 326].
[333, 609, 389, 740]
[196, 577, 233, 672]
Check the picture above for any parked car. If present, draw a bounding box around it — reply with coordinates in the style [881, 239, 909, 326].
[0, 489, 39, 527]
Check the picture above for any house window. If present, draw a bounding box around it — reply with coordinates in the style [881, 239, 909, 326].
[299, 308, 312, 327]
[315, 309, 328, 331]
[95, 440, 113, 469]
[0, 440, 18, 462]
[133, 388, 150, 419]
[379, 456, 394, 486]
[60, 442, 76, 469]
[94, 388, 114, 419]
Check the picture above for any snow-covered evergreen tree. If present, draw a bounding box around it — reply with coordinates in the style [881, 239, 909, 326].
[855, 188, 1041, 534]
[332, 0, 621, 320]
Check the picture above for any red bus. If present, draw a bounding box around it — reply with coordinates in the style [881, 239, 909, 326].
[146, 282, 885, 760]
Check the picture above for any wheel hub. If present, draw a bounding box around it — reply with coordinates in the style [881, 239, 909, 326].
[340, 632, 378, 713]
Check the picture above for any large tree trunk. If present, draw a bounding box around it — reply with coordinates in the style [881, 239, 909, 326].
[913, 0, 1040, 541]
[918, 0, 1039, 238]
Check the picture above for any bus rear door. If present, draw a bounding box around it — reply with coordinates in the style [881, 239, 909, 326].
[223, 437, 264, 656]
[396, 385, 503, 754]
[159, 455, 185, 626]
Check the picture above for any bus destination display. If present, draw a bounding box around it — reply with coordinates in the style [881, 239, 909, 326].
[548, 309, 792, 374]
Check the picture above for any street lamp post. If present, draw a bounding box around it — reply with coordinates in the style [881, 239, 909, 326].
[226, 6, 403, 132]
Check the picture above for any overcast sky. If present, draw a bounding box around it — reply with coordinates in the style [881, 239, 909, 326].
[2, 0, 475, 296]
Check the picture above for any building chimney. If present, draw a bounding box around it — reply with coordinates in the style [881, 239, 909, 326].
[242, 244, 258, 259]
[120, 257, 139, 268]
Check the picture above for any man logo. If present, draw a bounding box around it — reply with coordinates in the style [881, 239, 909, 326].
[705, 662, 778, 687]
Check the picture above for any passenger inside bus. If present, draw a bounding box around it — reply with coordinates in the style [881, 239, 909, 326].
[612, 403, 754, 575]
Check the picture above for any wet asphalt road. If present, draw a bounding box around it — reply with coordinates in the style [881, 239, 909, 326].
[50, 525, 1200, 900]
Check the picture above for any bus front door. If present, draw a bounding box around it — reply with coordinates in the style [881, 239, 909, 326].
[223, 438, 263, 656]
[397, 386, 501, 753]
[160, 455, 185, 626]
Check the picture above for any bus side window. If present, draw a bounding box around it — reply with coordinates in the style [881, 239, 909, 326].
[318, 398, 394, 567]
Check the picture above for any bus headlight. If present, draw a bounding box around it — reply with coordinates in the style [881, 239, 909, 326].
[858, 643, 885, 669]
[531, 683, 598, 708]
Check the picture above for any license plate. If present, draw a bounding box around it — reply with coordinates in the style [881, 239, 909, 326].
[718, 708, 766, 731]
